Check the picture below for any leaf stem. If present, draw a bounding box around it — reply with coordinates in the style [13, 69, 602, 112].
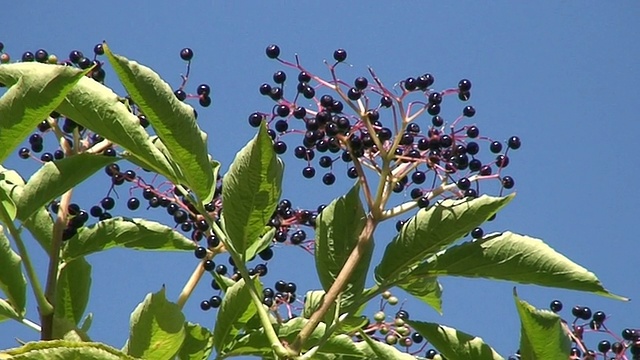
[290, 215, 377, 354]
[0, 206, 53, 319]
[176, 261, 205, 309]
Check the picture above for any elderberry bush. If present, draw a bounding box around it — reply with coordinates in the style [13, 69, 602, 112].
[0, 41, 629, 360]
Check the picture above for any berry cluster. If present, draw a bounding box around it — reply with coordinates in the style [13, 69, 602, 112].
[253, 45, 520, 207]
[508, 300, 639, 360]
[356, 291, 444, 359]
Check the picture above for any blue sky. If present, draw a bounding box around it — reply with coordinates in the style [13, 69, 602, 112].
[2, 1, 639, 358]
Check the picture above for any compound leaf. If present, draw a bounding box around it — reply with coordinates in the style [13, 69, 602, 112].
[213, 277, 261, 354]
[177, 322, 214, 360]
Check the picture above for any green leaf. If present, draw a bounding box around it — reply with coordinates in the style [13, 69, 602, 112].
[397, 275, 443, 314]
[80, 313, 93, 333]
[227, 318, 365, 358]
[315, 184, 372, 310]
[0, 170, 53, 253]
[125, 287, 185, 360]
[0, 63, 86, 163]
[0, 226, 26, 316]
[301, 290, 338, 329]
[55, 257, 91, 326]
[245, 227, 276, 264]
[411, 231, 627, 300]
[103, 44, 214, 202]
[0, 187, 16, 221]
[177, 322, 214, 360]
[211, 270, 235, 293]
[222, 123, 283, 259]
[17, 153, 118, 219]
[375, 195, 513, 286]
[213, 277, 260, 353]
[0, 340, 139, 359]
[52, 315, 91, 342]
[61, 217, 195, 261]
[514, 289, 571, 360]
[408, 320, 504, 360]
[0, 298, 20, 321]
[359, 333, 416, 360]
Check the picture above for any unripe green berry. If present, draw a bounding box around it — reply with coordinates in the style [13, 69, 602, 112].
[385, 334, 398, 345]
[397, 325, 410, 336]
[387, 296, 399, 305]
[381, 290, 392, 299]
[394, 318, 405, 327]
[373, 311, 386, 323]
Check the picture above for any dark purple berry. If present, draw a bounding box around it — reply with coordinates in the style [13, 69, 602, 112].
[174, 89, 187, 101]
[180, 48, 194, 61]
[417, 196, 430, 209]
[248, 112, 264, 127]
[479, 165, 492, 176]
[21, 51, 35, 62]
[501, 176, 515, 189]
[101, 197, 115, 210]
[457, 177, 471, 190]
[322, 173, 336, 185]
[273, 70, 286, 84]
[471, 227, 484, 239]
[333, 48, 347, 62]
[194, 246, 207, 259]
[265, 44, 280, 59]
[200, 300, 211, 311]
[203, 260, 215, 271]
[490, 141, 503, 153]
[549, 300, 563, 313]
[463, 106, 476, 117]
[508, 136, 521, 149]
[127, 197, 140, 210]
[458, 79, 472, 92]
[302, 166, 316, 179]
[18, 148, 30, 159]
[354, 76, 368, 90]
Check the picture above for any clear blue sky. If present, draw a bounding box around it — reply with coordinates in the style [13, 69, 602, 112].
[2, 1, 639, 358]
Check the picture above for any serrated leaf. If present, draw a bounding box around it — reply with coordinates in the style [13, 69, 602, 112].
[0, 340, 138, 359]
[0, 64, 181, 184]
[359, 333, 416, 360]
[177, 322, 214, 360]
[514, 289, 571, 359]
[61, 217, 195, 261]
[0, 63, 86, 163]
[375, 195, 513, 286]
[412, 231, 626, 300]
[125, 287, 185, 360]
[397, 275, 443, 314]
[55, 257, 91, 326]
[0, 226, 26, 316]
[222, 123, 283, 259]
[213, 277, 260, 353]
[103, 44, 214, 202]
[17, 153, 118, 220]
[315, 184, 372, 311]
[408, 320, 504, 360]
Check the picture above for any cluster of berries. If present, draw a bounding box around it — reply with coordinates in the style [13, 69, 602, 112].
[251, 45, 520, 208]
[356, 291, 443, 358]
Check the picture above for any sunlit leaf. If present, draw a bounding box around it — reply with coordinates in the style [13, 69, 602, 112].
[177, 322, 214, 360]
[222, 123, 283, 259]
[514, 289, 571, 359]
[412, 231, 626, 300]
[213, 277, 261, 353]
[61, 217, 195, 261]
[125, 287, 185, 360]
[375, 195, 513, 285]
[104, 44, 214, 202]
[397, 275, 443, 314]
[17, 153, 117, 219]
[55, 257, 91, 326]
[359, 332, 416, 360]
[0, 340, 138, 359]
[409, 320, 504, 360]
[0, 63, 86, 163]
